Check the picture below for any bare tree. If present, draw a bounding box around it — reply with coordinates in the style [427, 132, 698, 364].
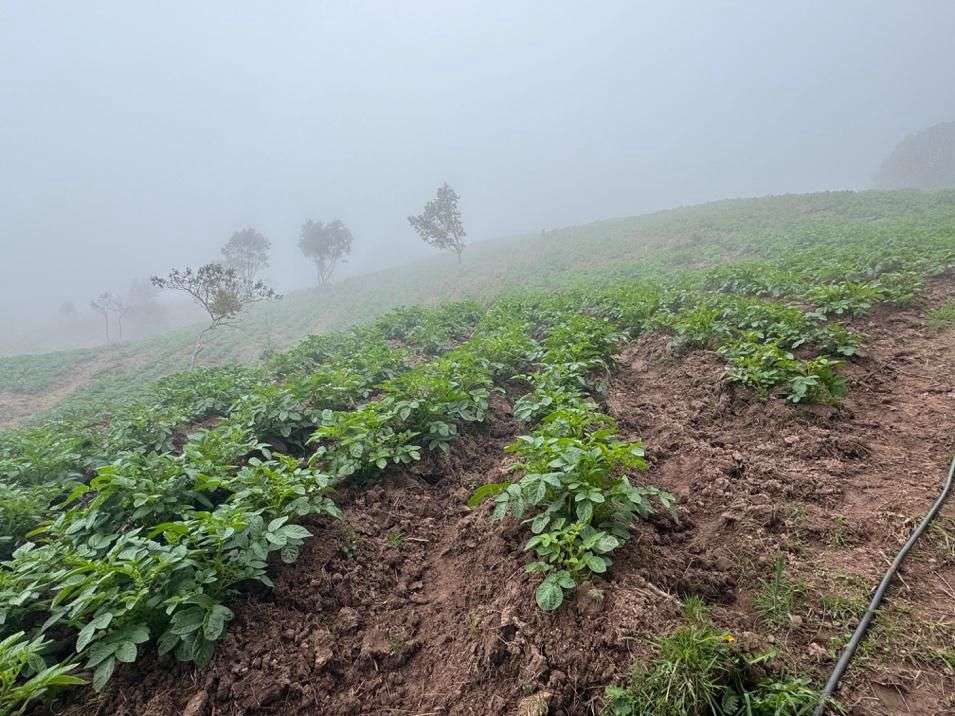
[89, 292, 113, 345]
[151, 263, 279, 367]
[127, 277, 165, 331]
[58, 300, 77, 320]
[298, 219, 353, 286]
[408, 182, 466, 263]
[107, 294, 132, 341]
[221, 227, 271, 289]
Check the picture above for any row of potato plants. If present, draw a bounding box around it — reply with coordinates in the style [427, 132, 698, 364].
[0, 300, 489, 553]
[652, 291, 858, 403]
[0, 299, 489, 563]
[0, 227, 952, 709]
[647, 222, 955, 404]
[470, 297, 675, 611]
[306, 308, 539, 482]
[0, 425, 340, 697]
[0, 295, 658, 703]
[0, 300, 496, 711]
[467, 232, 954, 609]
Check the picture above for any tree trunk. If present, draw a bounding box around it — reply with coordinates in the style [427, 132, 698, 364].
[104, 315, 110, 345]
[190, 324, 215, 368]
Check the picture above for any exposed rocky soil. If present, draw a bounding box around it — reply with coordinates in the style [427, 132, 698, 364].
[61, 277, 955, 716]
[607, 277, 955, 716]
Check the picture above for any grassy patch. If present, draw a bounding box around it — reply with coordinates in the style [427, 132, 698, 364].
[926, 299, 955, 330]
[754, 556, 806, 627]
[603, 597, 823, 715]
[858, 599, 955, 670]
[0, 348, 101, 394]
[926, 517, 955, 563]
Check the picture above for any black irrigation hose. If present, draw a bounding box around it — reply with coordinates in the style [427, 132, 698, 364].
[812, 454, 955, 716]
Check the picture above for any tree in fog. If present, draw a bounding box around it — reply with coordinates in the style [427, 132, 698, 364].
[126, 278, 166, 330]
[107, 294, 132, 341]
[151, 263, 278, 367]
[89, 292, 113, 345]
[58, 301, 77, 320]
[875, 121, 955, 189]
[221, 227, 271, 288]
[408, 183, 466, 263]
[298, 219, 353, 287]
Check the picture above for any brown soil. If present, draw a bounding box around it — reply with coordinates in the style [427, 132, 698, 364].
[61, 278, 955, 716]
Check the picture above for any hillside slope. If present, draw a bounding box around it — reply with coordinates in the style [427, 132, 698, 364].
[2, 188, 953, 715]
[70, 276, 955, 716]
[3, 189, 954, 426]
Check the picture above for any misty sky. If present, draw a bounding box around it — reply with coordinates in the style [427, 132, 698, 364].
[2, 1, 954, 319]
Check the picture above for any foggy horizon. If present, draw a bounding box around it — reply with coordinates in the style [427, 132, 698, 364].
[3, 1, 955, 329]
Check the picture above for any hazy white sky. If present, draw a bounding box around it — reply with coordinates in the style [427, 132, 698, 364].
[2, 1, 954, 318]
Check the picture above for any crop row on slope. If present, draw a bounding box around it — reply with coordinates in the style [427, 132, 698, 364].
[0, 299, 557, 712]
[63, 279, 955, 716]
[0, 218, 953, 712]
[5, 189, 955, 424]
[0, 300, 493, 711]
[470, 307, 675, 611]
[0, 349, 102, 395]
[467, 229, 952, 612]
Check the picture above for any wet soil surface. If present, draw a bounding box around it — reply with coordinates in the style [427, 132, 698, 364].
[62, 278, 955, 716]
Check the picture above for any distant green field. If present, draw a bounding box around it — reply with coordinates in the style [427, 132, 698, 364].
[2, 189, 954, 422]
[0, 348, 101, 394]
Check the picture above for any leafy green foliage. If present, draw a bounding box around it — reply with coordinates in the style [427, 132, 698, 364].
[0, 631, 84, 715]
[229, 384, 316, 445]
[0, 483, 54, 559]
[308, 309, 536, 481]
[372, 300, 485, 355]
[656, 292, 857, 403]
[0, 423, 339, 700]
[0, 425, 93, 487]
[106, 403, 190, 454]
[472, 314, 671, 610]
[149, 366, 264, 419]
[603, 599, 822, 716]
[719, 342, 846, 403]
[309, 401, 422, 480]
[0, 425, 95, 557]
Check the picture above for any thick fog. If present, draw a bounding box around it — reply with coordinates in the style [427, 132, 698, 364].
[1, 1, 954, 352]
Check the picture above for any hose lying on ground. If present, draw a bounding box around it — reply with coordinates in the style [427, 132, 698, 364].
[812, 454, 955, 716]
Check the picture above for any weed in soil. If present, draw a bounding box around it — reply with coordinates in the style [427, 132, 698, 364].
[754, 557, 807, 628]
